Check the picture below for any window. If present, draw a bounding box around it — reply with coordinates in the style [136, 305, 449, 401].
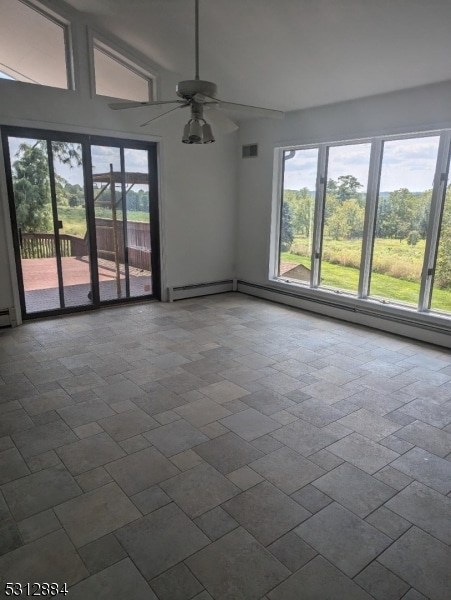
[275, 130, 451, 317]
[0, 0, 71, 89]
[93, 40, 152, 102]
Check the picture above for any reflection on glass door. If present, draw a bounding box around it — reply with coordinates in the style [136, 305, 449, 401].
[91, 144, 152, 301]
[7, 136, 92, 314]
[369, 136, 440, 306]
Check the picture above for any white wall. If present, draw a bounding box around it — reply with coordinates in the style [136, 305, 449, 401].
[0, 9, 238, 317]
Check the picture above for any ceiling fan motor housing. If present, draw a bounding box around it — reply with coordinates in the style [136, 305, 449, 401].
[176, 80, 218, 100]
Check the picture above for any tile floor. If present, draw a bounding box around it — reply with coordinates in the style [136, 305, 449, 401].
[0, 293, 451, 599]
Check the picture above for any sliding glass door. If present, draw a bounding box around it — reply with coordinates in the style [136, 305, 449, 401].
[2, 127, 160, 318]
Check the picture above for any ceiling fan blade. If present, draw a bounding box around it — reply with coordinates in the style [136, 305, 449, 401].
[140, 103, 189, 127]
[217, 100, 284, 120]
[204, 106, 238, 134]
[109, 99, 185, 110]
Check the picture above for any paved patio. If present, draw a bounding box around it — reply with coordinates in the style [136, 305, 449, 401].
[21, 257, 152, 313]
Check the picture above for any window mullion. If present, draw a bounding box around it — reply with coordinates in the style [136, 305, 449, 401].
[311, 145, 327, 288]
[418, 131, 451, 312]
[358, 139, 383, 298]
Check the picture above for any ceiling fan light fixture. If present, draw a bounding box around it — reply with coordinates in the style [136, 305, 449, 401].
[188, 118, 203, 143]
[182, 122, 193, 143]
[201, 121, 215, 143]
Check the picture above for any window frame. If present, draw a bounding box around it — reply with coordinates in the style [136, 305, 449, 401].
[273, 128, 451, 322]
[1, 0, 74, 90]
[89, 32, 156, 103]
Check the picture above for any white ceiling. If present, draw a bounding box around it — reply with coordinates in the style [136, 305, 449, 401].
[62, 0, 451, 112]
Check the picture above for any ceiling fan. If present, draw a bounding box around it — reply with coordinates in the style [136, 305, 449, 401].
[109, 0, 284, 144]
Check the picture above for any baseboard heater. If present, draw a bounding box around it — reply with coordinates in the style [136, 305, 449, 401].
[237, 280, 451, 349]
[0, 307, 18, 328]
[167, 279, 236, 302]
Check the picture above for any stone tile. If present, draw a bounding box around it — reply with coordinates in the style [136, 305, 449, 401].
[26, 449, 61, 473]
[250, 434, 284, 454]
[337, 408, 401, 441]
[17, 509, 61, 544]
[0, 381, 36, 403]
[0, 493, 21, 556]
[401, 591, 428, 600]
[300, 381, 353, 403]
[287, 398, 345, 427]
[119, 434, 151, 454]
[1, 464, 81, 520]
[160, 372, 212, 395]
[313, 462, 396, 518]
[308, 448, 344, 471]
[250, 446, 325, 494]
[267, 555, 373, 600]
[327, 433, 399, 474]
[59, 372, 107, 394]
[226, 465, 264, 490]
[0, 436, 14, 452]
[386, 481, 451, 544]
[56, 432, 126, 475]
[110, 399, 139, 413]
[194, 506, 239, 541]
[295, 502, 391, 577]
[395, 420, 451, 457]
[150, 563, 203, 600]
[131, 485, 171, 514]
[106, 447, 179, 495]
[271, 419, 340, 457]
[116, 503, 209, 580]
[94, 380, 145, 404]
[0, 447, 30, 485]
[373, 465, 414, 490]
[0, 409, 34, 437]
[12, 420, 78, 458]
[348, 388, 406, 415]
[242, 389, 296, 415]
[200, 380, 249, 403]
[223, 481, 310, 546]
[0, 530, 88, 589]
[195, 432, 264, 474]
[170, 448, 204, 471]
[74, 422, 104, 438]
[199, 422, 230, 438]
[399, 398, 451, 428]
[267, 531, 317, 572]
[144, 419, 208, 457]
[154, 409, 181, 425]
[66, 558, 157, 599]
[354, 561, 410, 600]
[78, 534, 127, 574]
[291, 484, 333, 514]
[161, 462, 239, 518]
[75, 466, 113, 492]
[97, 409, 158, 441]
[175, 397, 232, 427]
[271, 410, 298, 425]
[365, 505, 412, 539]
[20, 389, 74, 416]
[134, 387, 187, 415]
[380, 435, 414, 454]
[219, 408, 280, 441]
[186, 527, 289, 600]
[57, 398, 115, 428]
[391, 447, 451, 494]
[54, 482, 140, 547]
[379, 527, 451, 600]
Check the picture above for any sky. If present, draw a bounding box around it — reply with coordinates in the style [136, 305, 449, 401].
[284, 136, 441, 193]
[7, 138, 149, 190]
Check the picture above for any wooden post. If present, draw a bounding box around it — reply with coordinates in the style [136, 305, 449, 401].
[110, 164, 122, 298]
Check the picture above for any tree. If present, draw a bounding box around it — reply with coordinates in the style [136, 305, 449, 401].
[280, 202, 294, 251]
[12, 141, 82, 232]
[435, 186, 451, 289]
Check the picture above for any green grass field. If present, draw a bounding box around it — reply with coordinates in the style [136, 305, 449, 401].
[280, 251, 451, 312]
[58, 207, 149, 236]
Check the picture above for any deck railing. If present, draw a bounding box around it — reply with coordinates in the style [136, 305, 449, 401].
[21, 219, 151, 272]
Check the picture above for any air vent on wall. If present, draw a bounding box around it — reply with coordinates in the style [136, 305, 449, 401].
[242, 144, 258, 158]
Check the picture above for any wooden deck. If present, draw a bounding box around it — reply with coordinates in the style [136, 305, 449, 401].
[21, 256, 152, 313]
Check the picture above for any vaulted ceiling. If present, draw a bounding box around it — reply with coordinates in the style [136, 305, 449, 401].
[62, 0, 451, 112]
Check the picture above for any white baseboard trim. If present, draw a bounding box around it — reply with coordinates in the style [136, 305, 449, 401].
[167, 280, 234, 302]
